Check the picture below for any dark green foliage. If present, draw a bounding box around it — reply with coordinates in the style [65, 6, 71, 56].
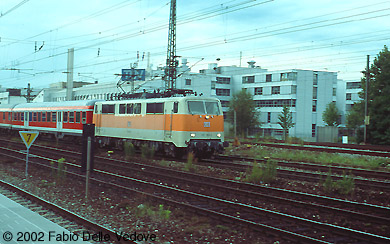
[228, 90, 260, 136]
[278, 105, 295, 141]
[322, 102, 341, 126]
[351, 46, 390, 144]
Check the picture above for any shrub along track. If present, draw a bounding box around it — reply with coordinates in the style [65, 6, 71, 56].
[0, 140, 389, 243]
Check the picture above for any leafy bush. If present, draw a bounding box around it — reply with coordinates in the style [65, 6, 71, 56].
[141, 144, 155, 159]
[245, 160, 277, 183]
[124, 141, 136, 159]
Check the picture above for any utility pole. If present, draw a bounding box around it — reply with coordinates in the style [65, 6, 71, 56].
[24, 83, 34, 103]
[165, 0, 177, 91]
[66, 48, 74, 101]
[364, 55, 370, 144]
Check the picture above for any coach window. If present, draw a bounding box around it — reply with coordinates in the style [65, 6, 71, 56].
[9, 112, 11, 121]
[29, 112, 33, 122]
[38, 112, 41, 122]
[82, 112, 86, 123]
[47, 112, 51, 122]
[69, 112, 74, 123]
[173, 102, 178, 113]
[42, 112, 46, 122]
[52, 112, 57, 122]
[2, 112, 5, 120]
[33, 112, 37, 122]
[134, 103, 141, 114]
[76, 112, 81, 123]
[21, 112, 24, 121]
[13, 112, 17, 121]
[63, 112, 68, 122]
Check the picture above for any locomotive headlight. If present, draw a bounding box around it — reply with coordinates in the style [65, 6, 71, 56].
[205, 115, 210, 120]
[217, 133, 221, 138]
[190, 133, 196, 137]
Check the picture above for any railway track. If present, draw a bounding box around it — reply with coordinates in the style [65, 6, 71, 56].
[0, 180, 136, 244]
[231, 140, 390, 158]
[1, 143, 389, 243]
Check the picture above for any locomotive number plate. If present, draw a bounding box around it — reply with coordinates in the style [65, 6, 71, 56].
[204, 122, 210, 127]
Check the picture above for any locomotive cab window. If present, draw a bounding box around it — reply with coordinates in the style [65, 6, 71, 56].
[188, 101, 205, 114]
[205, 102, 220, 115]
[173, 102, 178, 113]
[127, 104, 134, 114]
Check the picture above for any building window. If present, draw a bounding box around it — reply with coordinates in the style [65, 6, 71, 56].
[216, 88, 230, 96]
[313, 87, 317, 99]
[255, 99, 296, 107]
[220, 101, 229, 107]
[312, 100, 317, 112]
[291, 85, 297, 94]
[346, 82, 362, 89]
[312, 124, 316, 137]
[267, 112, 271, 123]
[313, 73, 318, 85]
[254, 87, 263, 95]
[185, 79, 191, 85]
[346, 93, 352, 100]
[333, 88, 336, 96]
[242, 76, 255, 84]
[280, 73, 288, 81]
[266, 74, 272, 82]
[216, 77, 231, 84]
[271, 86, 280, 95]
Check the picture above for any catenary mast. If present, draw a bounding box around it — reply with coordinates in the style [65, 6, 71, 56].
[164, 0, 177, 91]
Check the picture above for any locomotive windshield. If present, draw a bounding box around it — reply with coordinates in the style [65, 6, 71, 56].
[188, 101, 220, 115]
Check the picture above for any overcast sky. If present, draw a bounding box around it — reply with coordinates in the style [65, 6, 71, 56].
[1, 0, 389, 89]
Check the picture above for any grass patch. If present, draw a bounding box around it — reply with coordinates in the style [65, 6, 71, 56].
[184, 152, 197, 172]
[322, 170, 354, 195]
[134, 203, 171, 220]
[245, 160, 277, 183]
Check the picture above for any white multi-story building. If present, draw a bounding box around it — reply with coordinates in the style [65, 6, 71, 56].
[15, 59, 344, 141]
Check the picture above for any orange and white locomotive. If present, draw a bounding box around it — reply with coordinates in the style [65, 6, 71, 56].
[0, 96, 226, 157]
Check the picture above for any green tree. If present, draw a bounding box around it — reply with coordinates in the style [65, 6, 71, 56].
[228, 90, 259, 137]
[322, 102, 341, 126]
[352, 46, 390, 144]
[278, 105, 295, 141]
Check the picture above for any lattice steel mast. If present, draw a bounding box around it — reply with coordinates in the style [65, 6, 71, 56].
[165, 0, 177, 91]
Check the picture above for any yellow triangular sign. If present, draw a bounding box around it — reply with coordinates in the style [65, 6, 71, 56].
[19, 131, 39, 149]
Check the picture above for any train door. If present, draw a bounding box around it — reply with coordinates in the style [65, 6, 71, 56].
[24, 112, 29, 128]
[164, 101, 177, 140]
[57, 111, 62, 130]
[94, 104, 102, 134]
